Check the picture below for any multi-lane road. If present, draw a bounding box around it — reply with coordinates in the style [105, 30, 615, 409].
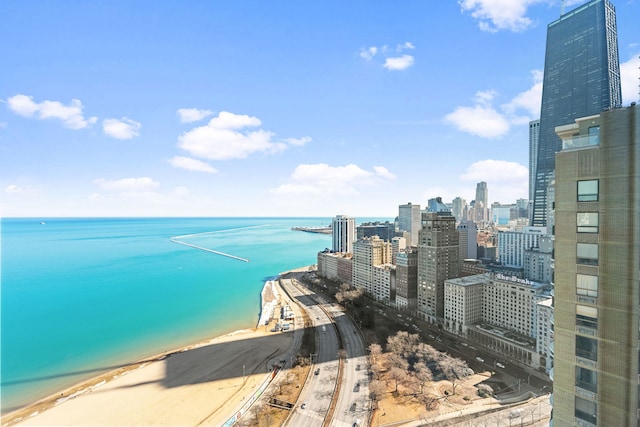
[281, 277, 370, 427]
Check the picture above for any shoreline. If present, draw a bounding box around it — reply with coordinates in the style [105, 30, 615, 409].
[2, 269, 307, 426]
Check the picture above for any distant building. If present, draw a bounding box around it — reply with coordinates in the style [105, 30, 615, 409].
[427, 197, 450, 213]
[352, 236, 391, 296]
[332, 215, 355, 253]
[317, 250, 353, 284]
[396, 249, 418, 310]
[417, 211, 460, 323]
[457, 221, 478, 262]
[475, 182, 489, 222]
[451, 197, 467, 223]
[536, 298, 553, 373]
[398, 203, 421, 246]
[356, 221, 396, 241]
[497, 226, 547, 268]
[529, 119, 540, 210]
[523, 234, 553, 283]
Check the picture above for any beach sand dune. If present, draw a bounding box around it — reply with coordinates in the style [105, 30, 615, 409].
[5, 279, 297, 427]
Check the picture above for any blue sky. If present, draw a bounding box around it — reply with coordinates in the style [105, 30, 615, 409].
[1, 0, 639, 217]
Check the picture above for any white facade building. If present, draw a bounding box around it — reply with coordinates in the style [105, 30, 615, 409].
[497, 226, 547, 268]
[332, 214, 355, 253]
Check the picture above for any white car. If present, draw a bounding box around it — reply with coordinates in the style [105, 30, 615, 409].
[476, 356, 485, 363]
[496, 362, 506, 368]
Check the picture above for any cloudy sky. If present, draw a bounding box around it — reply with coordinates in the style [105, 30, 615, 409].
[1, 0, 638, 217]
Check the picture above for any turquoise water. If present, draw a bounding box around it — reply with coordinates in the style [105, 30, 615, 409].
[0, 217, 333, 413]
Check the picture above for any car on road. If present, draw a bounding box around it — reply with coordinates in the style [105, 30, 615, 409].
[496, 362, 506, 368]
[461, 342, 468, 347]
[314, 368, 320, 375]
[476, 356, 485, 363]
[301, 403, 306, 409]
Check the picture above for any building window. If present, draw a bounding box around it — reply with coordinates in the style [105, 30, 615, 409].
[577, 274, 598, 297]
[576, 335, 598, 361]
[575, 396, 597, 424]
[577, 243, 598, 265]
[575, 366, 597, 393]
[577, 180, 598, 202]
[577, 212, 599, 233]
[577, 305, 598, 329]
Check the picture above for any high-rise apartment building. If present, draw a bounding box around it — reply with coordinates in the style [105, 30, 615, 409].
[531, 0, 621, 227]
[332, 214, 355, 253]
[553, 105, 639, 426]
[451, 197, 467, 223]
[417, 211, 460, 323]
[457, 221, 478, 262]
[396, 249, 418, 310]
[352, 236, 392, 296]
[398, 203, 421, 246]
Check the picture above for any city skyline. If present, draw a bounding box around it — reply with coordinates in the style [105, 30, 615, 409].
[1, 1, 639, 217]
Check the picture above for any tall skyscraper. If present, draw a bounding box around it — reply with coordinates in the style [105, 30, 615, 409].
[475, 182, 488, 222]
[451, 197, 467, 223]
[552, 105, 639, 425]
[531, 0, 622, 227]
[417, 211, 460, 323]
[398, 203, 421, 246]
[529, 119, 540, 205]
[331, 214, 355, 253]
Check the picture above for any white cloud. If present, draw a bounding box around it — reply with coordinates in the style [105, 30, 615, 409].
[360, 43, 416, 70]
[373, 166, 397, 180]
[383, 55, 415, 71]
[502, 69, 543, 117]
[397, 41, 415, 51]
[168, 156, 218, 173]
[178, 111, 289, 160]
[102, 117, 141, 139]
[284, 136, 312, 146]
[445, 70, 542, 138]
[177, 108, 214, 123]
[461, 159, 528, 182]
[93, 177, 159, 192]
[620, 53, 640, 105]
[458, 159, 529, 203]
[444, 105, 510, 138]
[5, 184, 36, 194]
[270, 163, 395, 197]
[6, 94, 97, 129]
[458, 0, 543, 33]
[360, 46, 378, 60]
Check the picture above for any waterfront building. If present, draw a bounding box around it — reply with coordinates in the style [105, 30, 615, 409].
[372, 263, 396, 304]
[531, 0, 621, 227]
[396, 249, 418, 311]
[352, 236, 392, 296]
[552, 104, 639, 426]
[317, 250, 353, 285]
[417, 211, 460, 323]
[497, 226, 547, 268]
[398, 203, 421, 247]
[332, 214, 355, 253]
[356, 221, 396, 241]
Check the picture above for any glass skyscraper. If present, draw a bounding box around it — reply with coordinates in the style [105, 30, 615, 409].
[530, 0, 621, 227]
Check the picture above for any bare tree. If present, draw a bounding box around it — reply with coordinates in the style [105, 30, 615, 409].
[388, 366, 410, 394]
[437, 356, 470, 395]
[369, 379, 387, 409]
[416, 342, 440, 364]
[386, 331, 420, 358]
[387, 353, 409, 371]
[416, 392, 439, 411]
[413, 361, 433, 394]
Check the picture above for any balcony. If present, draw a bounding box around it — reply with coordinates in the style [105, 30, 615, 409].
[562, 134, 599, 150]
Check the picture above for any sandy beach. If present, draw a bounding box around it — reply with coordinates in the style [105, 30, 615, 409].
[3, 279, 297, 427]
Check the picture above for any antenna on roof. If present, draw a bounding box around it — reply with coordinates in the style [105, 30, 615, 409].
[560, 0, 566, 15]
